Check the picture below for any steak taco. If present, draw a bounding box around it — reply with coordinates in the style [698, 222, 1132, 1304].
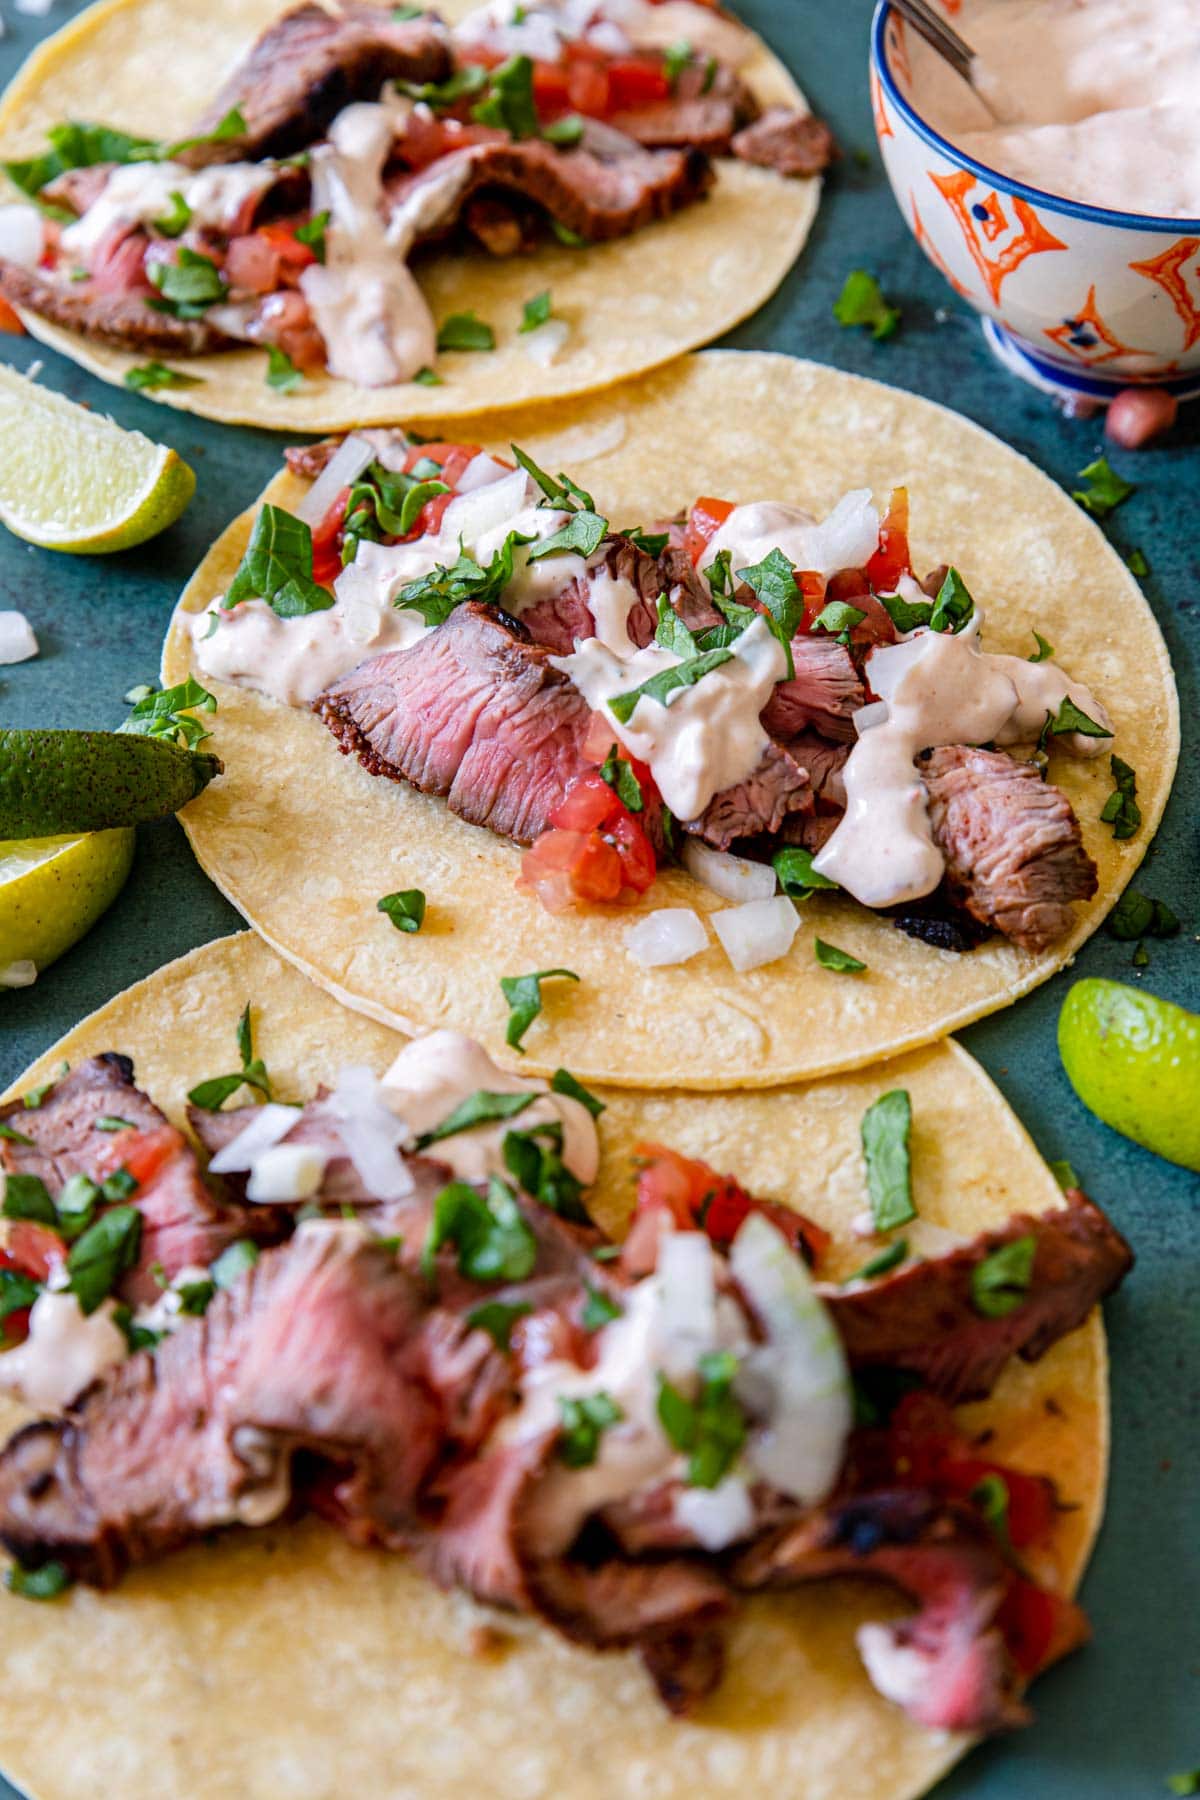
[0, 930, 1130, 1800]
[161, 352, 1179, 1087]
[0, 0, 826, 427]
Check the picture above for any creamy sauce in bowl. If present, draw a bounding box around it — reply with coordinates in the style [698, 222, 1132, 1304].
[904, 0, 1200, 219]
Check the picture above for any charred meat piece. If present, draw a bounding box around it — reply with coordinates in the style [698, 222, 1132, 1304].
[760, 636, 864, 742]
[734, 1488, 1086, 1733]
[0, 1231, 450, 1584]
[922, 745, 1099, 953]
[684, 739, 812, 850]
[316, 602, 595, 845]
[181, 2, 451, 166]
[732, 108, 839, 178]
[825, 1191, 1133, 1404]
[889, 888, 992, 955]
[605, 59, 758, 154]
[0, 1056, 274, 1303]
[0, 259, 235, 356]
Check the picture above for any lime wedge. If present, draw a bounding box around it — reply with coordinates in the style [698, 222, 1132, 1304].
[0, 729, 220, 838]
[0, 364, 195, 553]
[0, 830, 135, 978]
[1059, 977, 1200, 1172]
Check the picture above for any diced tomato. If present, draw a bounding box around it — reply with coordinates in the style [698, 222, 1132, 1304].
[683, 496, 735, 565]
[607, 811, 657, 893]
[5, 1222, 66, 1284]
[519, 827, 624, 910]
[865, 485, 912, 590]
[93, 1123, 182, 1189]
[531, 58, 572, 113]
[0, 294, 25, 335]
[606, 57, 672, 110]
[398, 110, 506, 169]
[224, 233, 283, 296]
[553, 769, 620, 832]
[250, 288, 328, 373]
[566, 52, 612, 115]
[886, 1392, 1059, 1550]
[797, 569, 827, 631]
[402, 440, 481, 477]
[256, 220, 318, 272]
[996, 1576, 1083, 1677]
[312, 487, 351, 586]
[633, 1144, 829, 1266]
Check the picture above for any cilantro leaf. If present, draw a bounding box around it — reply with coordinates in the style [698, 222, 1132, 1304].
[834, 269, 900, 340]
[412, 365, 443, 386]
[5, 1561, 72, 1601]
[124, 361, 203, 392]
[164, 106, 247, 159]
[377, 889, 426, 934]
[657, 1351, 747, 1488]
[147, 246, 227, 319]
[1049, 695, 1111, 739]
[400, 64, 489, 108]
[121, 676, 217, 749]
[1073, 457, 1134, 519]
[861, 1089, 915, 1233]
[502, 1122, 589, 1222]
[736, 547, 803, 674]
[4, 121, 160, 197]
[55, 1173, 99, 1242]
[394, 527, 532, 624]
[527, 509, 608, 561]
[607, 647, 734, 725]
[928, 566, 975, 632]
[599, 743, 644, 812]
[812, 600, 865, 638]
[1127, 547, 1150, 577]
[581, 1281, 623, 1333]
[663, 38, 693, 86]
[211, 1239, 259, 1289]
[519, 289, 553, 333]
[970, 1472, 1012, 1549]
[1028, 630, 1055, 663]
[436, 310, 495, 352]
[550, 1067, 605, 1118]
[471, 54, 539, 138]
[152, 190, 191, 237]
[815, 937, 866, 974]
[466, 1298, 532, 1349]
[66, 1205, 142, 1315]
[621, 526, 670, 557]
[266, 345, 304, 394]
[421, 1177, 538, 1282]
[876, 590, 932, 633]
[510, 444, 594, 511]
[501, 968, 579, 1052]
[295, 209, 329, 262]
[225, 504, 333, 618]
[773, 846, 837, 899]
[1048, 1159, 1078, 1190]
[541, 114, 584, 145]
[187, 1002, 272, 1111]
[0, 1266, 40, 1323]
[653, 593, 698, 659]
[846, 1238, 908, 1282]
[0, 1122, 33, 1146]
[1100, 754, 1141, 840]
[557, 1392, 622, 1467]
[1, 1172, 56, 1225]
[970, 1234, 1036, 1319]
[416, 1091, 534, 1147]
[1106, 889, 1179, 942]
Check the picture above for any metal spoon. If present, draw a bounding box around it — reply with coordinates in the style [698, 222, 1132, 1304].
[888, 0, 1004, 122]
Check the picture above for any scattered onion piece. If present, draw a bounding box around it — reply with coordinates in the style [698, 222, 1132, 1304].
[712, 897, 799, 972]
[296, 433, 376, 527]
[0, 610, 38, 665]
[0, 204, 44, 270]
[682, 838, 776, 903]
[208, 1102, 303, 1173]
[624, 907, 707, 967]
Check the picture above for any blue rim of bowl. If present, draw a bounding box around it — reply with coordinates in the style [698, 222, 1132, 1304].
[871, 0, 1200, 236]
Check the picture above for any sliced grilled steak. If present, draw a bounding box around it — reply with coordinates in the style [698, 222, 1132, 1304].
[658, 543, 723, 633]
[316, 602, 594, 844]
[518, 532, 661, 657]
[0, 1230, 448, 1583]
[732, 108, 839, 177]
[606, 59, 758, 154]
[824, 1191, 1133, 1404]
[734, 1488, 1086, 1733]
[181, 2, 451, 167]
[922, 745, 1099, 953]
[0, 260, 234, 355]
[760, 635, 864, 742]
[1, 1057, 273, 1303]
[782, 729, 850, 808]
[684, 739, 812, 849]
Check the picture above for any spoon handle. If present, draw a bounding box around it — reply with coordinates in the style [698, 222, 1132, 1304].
[889, 0, 975, 86]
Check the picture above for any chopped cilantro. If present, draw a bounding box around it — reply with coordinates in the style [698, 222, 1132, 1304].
[550, 1067, 605, 1118]
[21, 1063, 69, 1110]
[0, 1122, 33, 1146]
[266, 345, 304, 394]
[1072, 457, 1133, 519]
[501, 968, 579, 1052]
[0, 1266, 39, 1323]
[66, 1205, 142, 1315]
[876, 589, 932, 633]
[815, 937, 866, 974]
[1106, 889, 1179, 943]
[4, 121, 160, 197]
[471, 54, 539, 138]
[663, 38, 693, 86]
[187, 1001, 272, 1111]
[510, 444, 594, 510]
[657, 1350, 747, 1488]
[417, 1090, 534, 1146]
[377, 889, 427, 934]
[1128, 547, 1150, 577]
[124, 360, 203, 393]
[599, 743, 644, 812]
[401, 63, 489, 108]
[929, 566, 975, 632]
[152, 189, 191, 237]
[861, 1089, 915, 1233]
[121, 676, 217, 750]
[811, 600, 865, 639]
[394, 527, 532, 624]
[211, 1239, 259, 1289]
[164, 106, 247, 159]
[581, 1281, 623, 1333]
[519, 289, 553, 333]
[295, 209, 329, 262]
[412, 365, 444, 385]
[1048, 1159, 1078, 1190]
[466, 1298, 532, 1349]
[1167, 1774, 1200, 1796]
[557, 1392, 622, 1467]
[541, 114, 584, 145]
[225, 504, 333, 618]
[1, 1172, 56, 1225]
[846, 1238, 908, 1282]
[1100, 754, 1141, 840]
[436, 310, 496, 352]
[175, 1275, 216, 1317]
[421, 1177, 538, 1282]
[736, 546, 803, 674]
[55, 1173, 100, 1241]
[1049, 695, 1110, 739]
[622, 526, 670, 556]
[773, 846, 837, 899]
[5, 1561, 72, 1601]
[527, 508, 608, 562]
[833, 269, 900, 340]
[1028, 630, 1055, 663]
[503, 1123, 589, 1222]
[552, 219, 587, 247]
[147, 246, 227, 319]
[608, 647, 734, 725]
[970, 1234, 1036, 1318]
[970, 1472, 1012, 1548]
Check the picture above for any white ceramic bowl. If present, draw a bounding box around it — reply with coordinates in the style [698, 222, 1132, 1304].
[870, 0, 1200, 401]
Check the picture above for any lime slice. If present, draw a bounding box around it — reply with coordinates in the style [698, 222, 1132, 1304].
[0, 830, 135, 978]
[0, 364, 195, 553]
[1059, 977, 1200, 1172]
[0, 729, 220, 838]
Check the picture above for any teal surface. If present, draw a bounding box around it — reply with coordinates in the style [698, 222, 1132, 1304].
[0, 2, 1196, 1795]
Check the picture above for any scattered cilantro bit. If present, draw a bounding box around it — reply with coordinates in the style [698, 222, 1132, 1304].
[5, 1561, 72, 1601]
[510, 444, 594, 510]
[773, 846, 838, 900]
[861, 1089, 915, 1233]
[412, 365, 444, 385]
[153, 189, 191, 237]
[97, 1114, 133, 1133]
[1048, 1159, 1078, 1190]
[528, 508, 608, 561]
[175, 1275, 216, 1317]
[436, 310, 495, 352]
[401, 63, 489, 108]
[1049, 694, 1110, 740]
[876, 589, 932, 633]
[551, 219, 587, 248]
[622, 526, 670, 556]
[550, 1067, 605, 1118]
[22, 1063, 68, 1110]
[121, 675, 217, 750]
[164, 106, 246, 159]
[501, 968, 580, 1052]
[1100, 754, 1141, 840]
[1028, 630, 1055, 663]
[466, 1298, 532, 1349]
[1127, 547, 1150, 577]
[225, 504, 333, 618]
[608, 647, 734, 725]
[834, 268, 900, 340]
[377, 889, 426, 934]
[340, 459, 451, 564]
[124, 360, 203, 393]
[266, 345, 304, 394]
[147, 246, 228, 319]
[519, 289, 553, 333]
[815, 938, 866, 974]
[970, 1472, 1012, 1549]
[847, 1238, 908, 1282]
[471, 54, 539, 138]
[736, 547, 804, 674]
[0, 1266, 39, 1323]
[1132, 940, 1151, 969]
[66, 1205, 142, 1315]
[592, 1243, 621, 1262]
[581, 1281, 623, 1333]
[0, 1122, 33, 1146]
[599, 743, 644, 812]
[394, 3, 426, 17]
[211, 1239, 259, 1289]
[422, 1177, 538, 1282]
[663, 38, 693, 86]
[503, 1123, 589, 1222]
[1107, 889, 1179, 943]
[929, 566, 975, 633]
[812, 600, 865, 639]
[187, 1002, 272, 1111]
[4, 121, 160, 197]
[1167, 1774, 1200, 1796]
[1, 1173, 56, 1226]
[55, 1173, 100, 1242]
[541, 114, 584, 145]
[970, 1234, 1036, 1319]
[557, 1392, 623, 1467]
[657, 1350, 747, 1488]
[1072, 457, 1133, 519]
[418, 1090, 534, 1146]
[395, 527, 531, 624]
[295, 209, 329, 262]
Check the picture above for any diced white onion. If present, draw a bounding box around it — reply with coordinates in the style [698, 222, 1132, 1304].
[730, 1213, 852, 1505]
[296, 432, 377, 527]
[674, 1477, 755, 1551]
[0, 960, 36, 989]
[247, 1142, 328, 1203]
[208, 1102, 303, 1173]
[654, 1230, 718, 1384]
[805, 488, 879, 576]
[682, 839, 777, 903]
[204, 301, 256, 341]
[454, 451, 513, 494]
[440, 467, 529, 548]
[0, 204, 44, 269]
[585, 19, 631, 54]
[712, 897, 799, 972]
[623, 907, 708, 968]
[854, 699, 889, 737]
[324, 1064, 413, 1200]
[0, 611, 37, 666]
[519, 317, 570, 367]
